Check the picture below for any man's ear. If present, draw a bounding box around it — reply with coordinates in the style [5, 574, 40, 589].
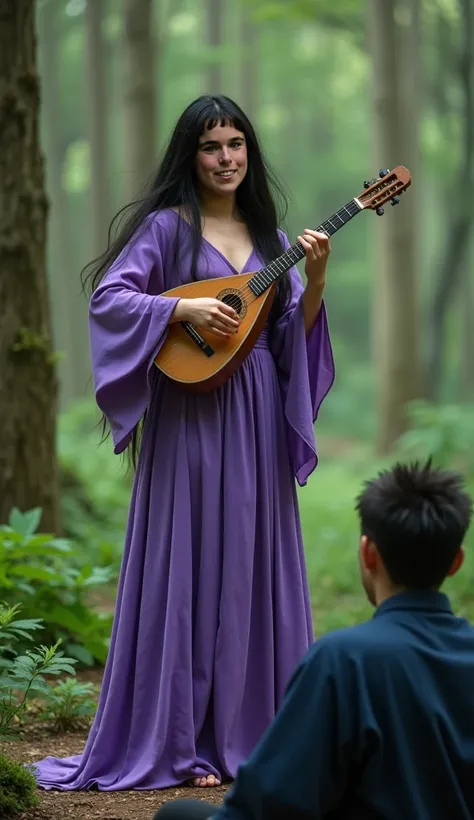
[360, 534, 377, 571]
[447, 548, 464, 577]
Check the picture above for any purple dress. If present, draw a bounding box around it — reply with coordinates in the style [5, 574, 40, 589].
[34, 209, 335, 791]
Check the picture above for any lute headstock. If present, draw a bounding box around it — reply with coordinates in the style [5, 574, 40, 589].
[356, 166, 411, 215]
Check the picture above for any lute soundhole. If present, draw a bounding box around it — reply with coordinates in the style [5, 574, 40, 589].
[216, 288, 248, 319]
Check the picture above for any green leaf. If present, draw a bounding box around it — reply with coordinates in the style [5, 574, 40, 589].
[83, 639, 109, 664]
[10, 657, 36, 677]
[47, 538, 74, 553]
[43, 662, 77, 676]
[27, 679, 53, 694]
[6, 617, 44, 632]
[46, 606, 86, 635]
[80, 566, 115, 587]
[22, 533, 57, 545]
[0, 675, 20, 689]
[66, 643, 94, 666]
[20, 538, 73, 556]
[9, 507, 43, 537]
[0, 526, 25, 543]
[8, 565, 65, 583]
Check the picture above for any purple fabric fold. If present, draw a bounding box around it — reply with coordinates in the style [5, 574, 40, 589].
[271, 232, 335, 485]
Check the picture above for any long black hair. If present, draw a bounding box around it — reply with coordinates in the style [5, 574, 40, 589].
[82, 94, 292, 464]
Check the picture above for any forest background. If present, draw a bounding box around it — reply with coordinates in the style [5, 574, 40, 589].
[0, 4, 473, 815]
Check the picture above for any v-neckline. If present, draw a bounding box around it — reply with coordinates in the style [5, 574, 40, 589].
[169, 209, 255, 274]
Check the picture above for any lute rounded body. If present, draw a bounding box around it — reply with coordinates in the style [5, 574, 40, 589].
[154, 272, 276, 392]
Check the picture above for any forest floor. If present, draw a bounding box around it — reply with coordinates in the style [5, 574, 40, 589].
[5, 668, 229, 820]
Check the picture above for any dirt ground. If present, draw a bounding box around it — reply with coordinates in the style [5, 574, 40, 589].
[4, 668, 229, 820]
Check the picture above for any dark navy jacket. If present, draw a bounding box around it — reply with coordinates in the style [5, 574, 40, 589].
[214, 591, 474, 819]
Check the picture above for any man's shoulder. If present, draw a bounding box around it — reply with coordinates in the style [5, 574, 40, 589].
[304, 617, 408, 669]
[304, 608, 474, 673]
[315, 617, 386, 649]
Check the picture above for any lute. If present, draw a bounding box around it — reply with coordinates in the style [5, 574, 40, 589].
[154, 165, 411, 392]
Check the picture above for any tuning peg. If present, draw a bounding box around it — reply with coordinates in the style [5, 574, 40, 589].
[376, 207, 384, 216]
[363, 180, 371, 188]
[379, 168, 390, 177]
[391, 196, 400, 206]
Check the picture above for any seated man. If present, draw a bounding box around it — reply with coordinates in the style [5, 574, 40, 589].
[155, 459, 474, 819]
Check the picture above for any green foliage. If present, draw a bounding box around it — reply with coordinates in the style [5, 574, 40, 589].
[249, 0, 364, 31]
[0, 603, 77, 740]
[396, 401, 474, 472]
[0, 754, 39, 819]
[299, 455, 376, 632]
[300, 455, 474, 631]
[0, 507, 114, 666]
[0, 603, 43, 670]
[39, 677, 98, 732]
[301, 402, 474, 634]
[58, 398, 129, 570]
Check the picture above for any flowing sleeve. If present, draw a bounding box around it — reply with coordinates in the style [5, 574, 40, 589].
[88, 214, 180, 455]
[270, 230, 335, 486]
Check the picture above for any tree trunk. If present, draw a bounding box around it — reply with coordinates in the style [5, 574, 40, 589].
[460, 252, 474, 399]
[426, 0, 474, 399]
[122, 0, 156, 200]
[0, 0, 60, 532]
[85, 0, 110, 258]
[37, 0, 77, 407]
[206, 0, 223, 94]
[459, 0, 474, 399]
[240, 5, 258, 121]
[369, 0, 422, 453]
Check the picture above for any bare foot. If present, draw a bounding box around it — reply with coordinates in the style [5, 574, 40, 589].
[189, 774, 221, 787]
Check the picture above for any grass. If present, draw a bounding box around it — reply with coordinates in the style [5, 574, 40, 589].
[299, 452, 375, 633]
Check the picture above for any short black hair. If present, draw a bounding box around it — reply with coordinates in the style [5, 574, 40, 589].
[355, 460, 473, 589]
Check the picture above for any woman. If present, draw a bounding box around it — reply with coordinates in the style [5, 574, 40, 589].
[35, 95, 335, 792]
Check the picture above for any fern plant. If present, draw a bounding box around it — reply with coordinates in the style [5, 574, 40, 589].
[40, 677, 98, 732]
[0, 604, 43, 669]
[0, 603, 77, 740]
[0, 506, 114, 666]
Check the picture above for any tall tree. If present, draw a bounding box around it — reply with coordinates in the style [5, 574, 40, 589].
[37, 0, 77, 406]
[123, 0, 156, 199]
[460, 260, 474, 399]
[368, 0, 422, 453]
[206, 0, 223, 94]
[240, 4, 258, 121]
[85, 0, 110, 258]
[426, 0, 474, 399]
[0, 0, 60, 532]
[458, 0, 474, 399]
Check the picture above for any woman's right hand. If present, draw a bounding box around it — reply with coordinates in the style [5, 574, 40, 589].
[171, 297, 240, 338]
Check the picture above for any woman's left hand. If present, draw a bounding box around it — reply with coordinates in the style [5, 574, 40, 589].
[297, 229, 331, 287]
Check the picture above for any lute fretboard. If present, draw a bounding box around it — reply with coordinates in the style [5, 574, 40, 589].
[248, 197, 361, 297]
